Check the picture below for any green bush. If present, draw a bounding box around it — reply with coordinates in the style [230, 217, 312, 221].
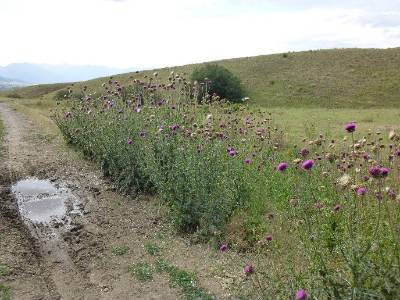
[70, 91, 84, 100]
[54, 89, 70, 101]
[6, 92, 22, 99]
[191, 64, 243, 102]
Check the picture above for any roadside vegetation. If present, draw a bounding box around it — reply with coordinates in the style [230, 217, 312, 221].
[0, 267, 11, 300]
[53, 71, 400, 298]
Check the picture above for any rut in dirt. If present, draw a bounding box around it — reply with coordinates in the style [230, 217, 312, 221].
[0, 103, 102, 300]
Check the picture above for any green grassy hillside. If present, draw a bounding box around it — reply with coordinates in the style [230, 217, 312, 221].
[6, 48, 400, 108]
[4, 82, 71, 99]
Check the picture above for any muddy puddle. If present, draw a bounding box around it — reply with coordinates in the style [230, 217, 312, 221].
[12, 178, 83, 231]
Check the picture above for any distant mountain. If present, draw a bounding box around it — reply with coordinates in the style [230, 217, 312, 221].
[0, 63, 136, 84]
[0, 75, 28, 90]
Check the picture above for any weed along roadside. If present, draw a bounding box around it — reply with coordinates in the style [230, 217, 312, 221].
[50, 71, 400, 299]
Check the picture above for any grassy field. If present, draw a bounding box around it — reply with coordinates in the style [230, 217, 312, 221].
[4, 47, 400, 108]
[0, 82, 70, 99]
[269, 107, 400, 139]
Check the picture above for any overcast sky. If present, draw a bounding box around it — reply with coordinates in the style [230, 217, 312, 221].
[1, 0, 399, 68]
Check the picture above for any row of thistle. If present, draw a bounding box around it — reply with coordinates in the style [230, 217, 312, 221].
[55, 73, 400, 299]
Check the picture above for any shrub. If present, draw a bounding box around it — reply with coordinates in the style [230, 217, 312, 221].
[54, 89, 70, 101]
[6, 92, 22, 99]
[191, 64, 243, 102]
[70, 91, 84, 100]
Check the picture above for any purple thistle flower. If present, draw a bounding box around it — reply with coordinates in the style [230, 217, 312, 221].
[243, 264, 253, 275]
[388, 190, 397, 200]
[106, 100, 114, 108]
[344, 122, 356, 133]
[219, 244, 228, 252]
[255, 128, 264, 136]
[139, 131, 146, 138]
[380, 167, 390, 177]
[368, 166, 381, 178]
[265, 234, 273, 242]
[296, 290, 308, 300]
[302, 159, 314, 170]
[395, 149, 400, 157]
[356, 187, 367, 196]
[244, 157, 251, 164]
[170, 124, 179, 131]
[227, 147, 236, 157]
[127, 138, 133, 145]
[300, 148, 309, 157]
[334, 204, 341, 212]
[276, 162, 288, 172]
[388, 189, 397, 199]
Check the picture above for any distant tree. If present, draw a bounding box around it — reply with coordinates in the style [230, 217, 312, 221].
[6, 92, 22, 99]
[191, 64, 243, 102]
[54, 89, 70, 101]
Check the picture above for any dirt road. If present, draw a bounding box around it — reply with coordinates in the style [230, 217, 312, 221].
[0, 102, 241, 299]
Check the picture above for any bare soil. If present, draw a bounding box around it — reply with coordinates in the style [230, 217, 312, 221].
[0, 103, 246, 300]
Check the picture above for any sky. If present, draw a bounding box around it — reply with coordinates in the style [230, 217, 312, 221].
[0, 0, 399, 69]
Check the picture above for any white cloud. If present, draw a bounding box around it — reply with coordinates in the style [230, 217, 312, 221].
[0, 0, 399, 68]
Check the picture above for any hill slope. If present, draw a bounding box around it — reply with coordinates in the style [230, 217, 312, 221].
[7, 48, 400, 108]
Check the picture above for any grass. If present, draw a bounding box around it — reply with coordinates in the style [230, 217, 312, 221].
[129, 262, 154, 282]
[129, 241, 213, 298]
[0, 265, 10, 277]
[268, 107, 400, 140]
[0, 82, 70, 99]
[0, 284, 10, 300]
[128, 256, 214, 299]
[155, 259, 215, 300]
[6, 48, 400, 108]
[111, 245, 129, 256]
[145, 243, 161, 256]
